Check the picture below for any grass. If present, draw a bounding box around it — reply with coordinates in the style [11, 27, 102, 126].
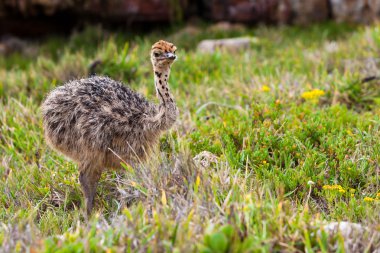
[1, 22, 380, 252]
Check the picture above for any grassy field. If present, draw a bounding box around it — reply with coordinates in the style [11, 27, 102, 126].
[1, 22, 380, 252]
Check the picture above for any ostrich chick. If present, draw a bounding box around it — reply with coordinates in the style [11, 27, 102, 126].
[41, 40, 178, 215]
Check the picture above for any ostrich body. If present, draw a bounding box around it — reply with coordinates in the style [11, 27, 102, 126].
[41, 40, 178, 215]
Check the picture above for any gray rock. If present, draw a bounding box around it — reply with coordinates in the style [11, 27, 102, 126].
[331, 0, 380, 24]
[290, 0, 329, 25]
[197, 37, 256, 53]
[320, 222, 380, 252]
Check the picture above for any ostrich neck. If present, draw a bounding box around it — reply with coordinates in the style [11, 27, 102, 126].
[153, 67, 174, 106]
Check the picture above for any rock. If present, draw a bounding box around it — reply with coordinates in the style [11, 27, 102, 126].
[204, 0, 380, 25]
[197, 37, 256, 53]
[227, 0, 271, 23]
[274, 0, 292, 24]
[1, 0, 72, 16]
[289, 0, 330, 25]
[0, 0, 190, 21]
[0, 0, 191, 36]
[331, 0, 380, 24]
[0, 35, 36, 56]
[207, 22, 246, 32]
[2, 0, 380, 37]
[169, 25, 202, 41]
[205, 0, 280, 23]
[82, 0, 179, 22]
[320, 222, 380, 252]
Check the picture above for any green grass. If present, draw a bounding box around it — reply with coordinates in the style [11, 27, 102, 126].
[1, 22, 380, 252]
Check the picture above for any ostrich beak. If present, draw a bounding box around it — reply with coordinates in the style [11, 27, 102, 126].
[165, 52, 177, 60]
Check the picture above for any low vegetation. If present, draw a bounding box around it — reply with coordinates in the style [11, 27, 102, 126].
[1, 23, 380, 252]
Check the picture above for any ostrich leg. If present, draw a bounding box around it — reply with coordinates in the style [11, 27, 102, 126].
[79, 163, 102, 216]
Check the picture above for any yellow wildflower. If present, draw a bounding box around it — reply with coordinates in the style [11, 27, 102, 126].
[195, 175, 201, 188]
[351, 194, 354, 197]
[262, 160, 267, 165]
[322, 185, 331, 190]
[261, 85, 271, 92]
[364, 197, 375, 202]
[323, 184, 345, 193]
[332, 184, 344, 190]
[15, 241, 22, 253]
[301, 89, 325, 100]
[161, 190, 167, 206]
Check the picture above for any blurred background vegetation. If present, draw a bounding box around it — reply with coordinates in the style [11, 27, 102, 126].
[1, 0, 380, 252]
[1, 0, 380, 37]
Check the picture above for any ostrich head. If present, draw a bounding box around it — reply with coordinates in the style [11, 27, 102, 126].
[151, 40, 177, 70]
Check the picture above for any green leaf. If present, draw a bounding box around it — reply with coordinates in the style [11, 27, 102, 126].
[209, 232, 228, 253]
[220, 225, 234, 239]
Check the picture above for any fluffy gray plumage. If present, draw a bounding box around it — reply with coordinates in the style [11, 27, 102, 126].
[41, 40, 178, 215]
[42, 76, 176, 166]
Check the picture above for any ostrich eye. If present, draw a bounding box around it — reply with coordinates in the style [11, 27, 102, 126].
[154, 52, 160, 57]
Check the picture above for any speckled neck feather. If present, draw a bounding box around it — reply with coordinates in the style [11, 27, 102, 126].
[153, 67, 174, 106]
